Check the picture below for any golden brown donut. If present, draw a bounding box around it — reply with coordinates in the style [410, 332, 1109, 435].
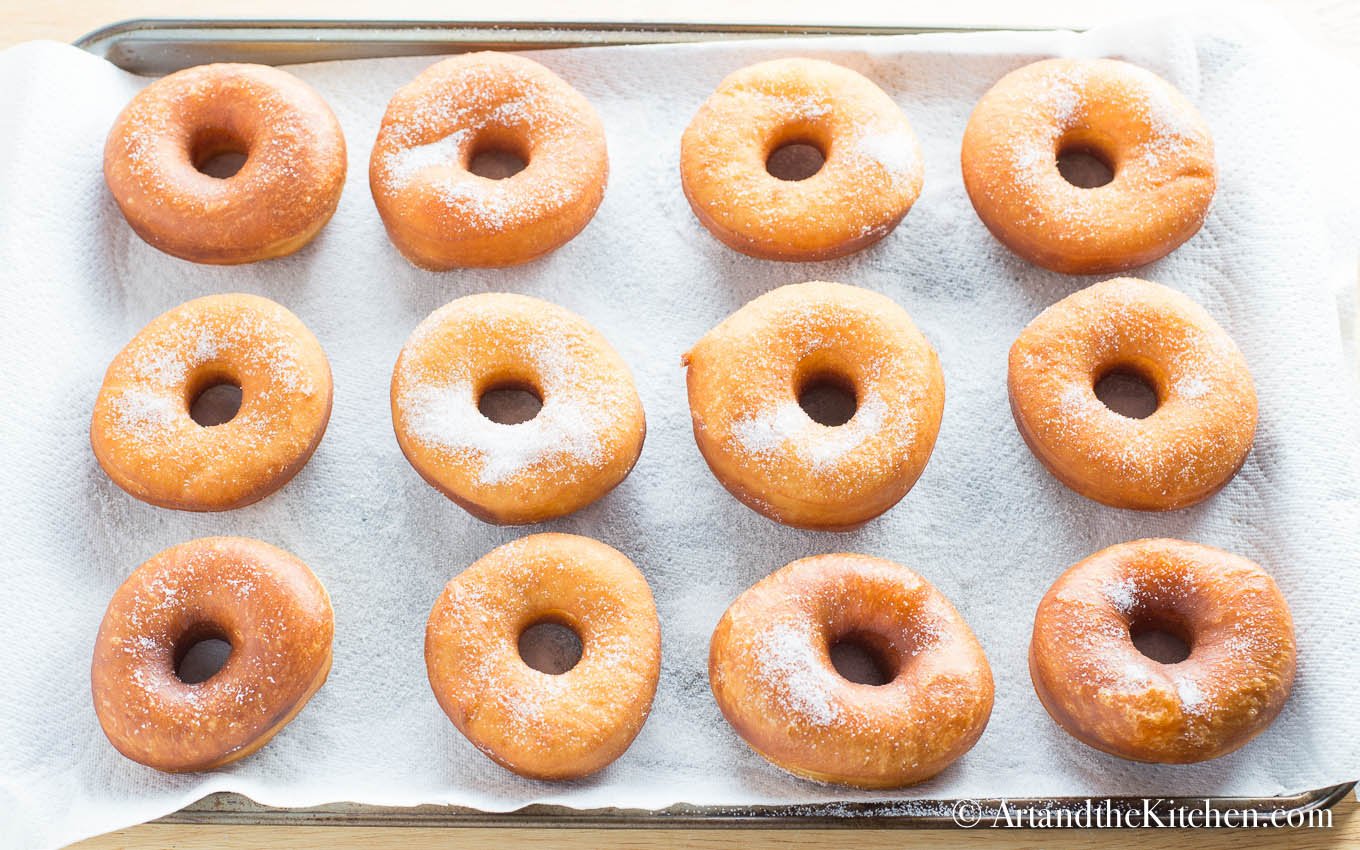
[425, 533, 661, 780]
[680, 58, 924, 261]
[370, 52, 608, 269]
[683, 281, 944, 530]
[391, 293, 644, 525]
[709, 553, 993, 788]
[1008, 277, 1256, 510]
[961, 58, 1215, 274]
[1030, 539, 1296, 764]
[104, 63, 347, 264]
[91, 537, 334, 772]
[90, 293, 333, 512]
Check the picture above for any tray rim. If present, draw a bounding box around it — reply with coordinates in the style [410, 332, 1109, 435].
[162, 783, 1356, 829]
[73, 16, 1066, 75]
[71, 15, 1358, 829]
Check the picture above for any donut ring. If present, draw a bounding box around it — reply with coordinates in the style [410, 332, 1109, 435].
[961, 58, 1215, 274]
[91, 293, 333, 512]
[391, 293, 644, 525]
[104, 63, 347, 264]
[683, 281, 944, 530]
[91, 537, 334, 772]
[370, 52, 608, 269]
[1030, 539, 1296, 763]
[680, 58, 924, 261]
[709, 553, 993, 788]
[1008, 277, 1256, 510]
[425, 533, 661, 780]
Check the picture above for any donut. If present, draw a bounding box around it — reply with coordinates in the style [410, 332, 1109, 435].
[391, 293, 644, 525]
[961, 58, 1214, 274]
[370, 52, 608, 269]
[683, 281, 944, 530]
[425, 533, 661, 779]
[91, 293, 333, 512]
[104, 63, 347, 264]
[680, 58, 923, 262]
[1008, 277, 1256, 510]
[91, 537, 334, 772]
[709, 553, 993, 788]
[1029, 539, 1295, 763]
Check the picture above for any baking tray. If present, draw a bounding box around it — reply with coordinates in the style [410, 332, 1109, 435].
[72, 17, 1356, 829]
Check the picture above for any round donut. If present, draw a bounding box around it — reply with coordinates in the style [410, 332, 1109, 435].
[391, 293, 644, 525]
[370, 52, 608, 269]
[91, 293, 333, 512]
[680, 58, 924, 261]
[1029, 538, 1295, 763]
[1008, 277, 1256, 511]
[709, 553, 993, 788]
[961, 58, 1215, 275]
[104, 63, 347, 265]
[425, 533, 661, 780]
[91, 536, 334, 772]
[683, 281, 944, 530]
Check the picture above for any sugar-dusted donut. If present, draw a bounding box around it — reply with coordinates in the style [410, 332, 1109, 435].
[90, 293, 333, 512]
[961, 58, 1214, 274]
[683, 281, 943, 530]
[680, 58, 924, 261]
[104, 63, 346, 264]
[370, 52, 608, 269]
[1030, 539, 1295, 763]
[1008, 277, 1256, 510]
[425, 533, 661, 779]
[709, 553, 993, 788]
[391, 293, 644, 524]
[91, 537, 334, 772]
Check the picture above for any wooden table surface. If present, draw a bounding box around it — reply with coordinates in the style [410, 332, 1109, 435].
[5, 0, 1355, 847]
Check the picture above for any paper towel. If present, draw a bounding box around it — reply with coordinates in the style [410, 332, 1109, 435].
[1, 9, 1357, 848]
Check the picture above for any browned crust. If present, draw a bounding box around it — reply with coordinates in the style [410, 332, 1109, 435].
[709, 554, 994, 788]
[103, 63, 347, 265]
[960, 58, 1215, 275]
[91, 537, 335, 772]
[1028, 539, 1296, 764]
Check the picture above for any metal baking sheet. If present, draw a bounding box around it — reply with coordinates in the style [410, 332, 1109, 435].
[71, 17, 1356, 828]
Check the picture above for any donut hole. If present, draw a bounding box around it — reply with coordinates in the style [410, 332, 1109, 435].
[189, 381, 243, 427]
[173, 626, 233, 684]
[796, 371, 857, 427]
[467, 131, 528, 180]
[477, 381, 543, 425]
[1130, 616, 1193, 665]
[517, 619, 583, 675]
[766, 142, 826, 182]
[189, 128, 249, 179]
[828, 632, 898, 686]
[1094, 367, 1160, 420]
[1056, 144, 1115, 189]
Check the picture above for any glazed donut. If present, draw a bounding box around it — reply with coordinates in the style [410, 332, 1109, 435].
[425, 533, 661, 779]
[1030, 539, 1295, 763]
[680, 58, 924, 261]
[91, 537, 334, 772]
[683, 281, 943, 530]
[370, 52, 608, 269]
[104, 63, 347, 264]
[709, 553, 993, 788]
[391, 293, 644, 524]
[961, 58, 1214, 274]
[1008, 277, 1256, 510]
[91, 293, 333, 512]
